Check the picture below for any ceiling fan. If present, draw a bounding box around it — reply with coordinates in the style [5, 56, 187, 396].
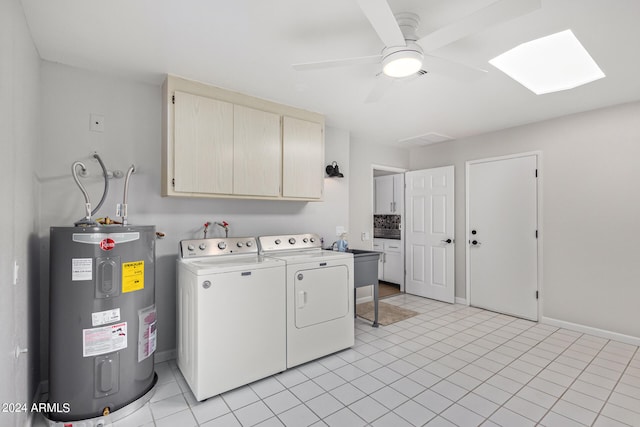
[293, 0, 541, 101]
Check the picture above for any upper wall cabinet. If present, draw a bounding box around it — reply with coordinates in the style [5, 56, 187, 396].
[282, 117, 324, 199]
[233, 105, 281, 197]
[173, 91, 234, 195]
[162, 75, 325, 201]
[374, 174, 404, 214]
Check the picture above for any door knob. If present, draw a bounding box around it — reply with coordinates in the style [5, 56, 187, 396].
[441, 239, 453, 244]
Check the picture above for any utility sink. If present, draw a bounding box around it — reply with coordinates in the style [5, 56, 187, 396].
[346, 249, 381, 327]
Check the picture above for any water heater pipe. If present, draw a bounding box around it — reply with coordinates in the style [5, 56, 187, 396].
[72, 161, 92, 223]
[120, 165, 135, 225]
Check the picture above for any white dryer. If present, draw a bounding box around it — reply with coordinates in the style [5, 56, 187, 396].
[177, 237, 286, 401]
[259, 234, 354, 368]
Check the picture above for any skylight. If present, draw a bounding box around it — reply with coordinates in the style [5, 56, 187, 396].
[489, 29, 605, 95]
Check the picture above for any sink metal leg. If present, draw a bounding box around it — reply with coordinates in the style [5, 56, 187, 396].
[372, 281, 379, 328]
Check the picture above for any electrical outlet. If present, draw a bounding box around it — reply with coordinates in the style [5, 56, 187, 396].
[90, 113, 105, 132]
[13, 260, 19, 285]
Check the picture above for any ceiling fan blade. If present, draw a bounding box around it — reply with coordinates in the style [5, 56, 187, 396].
[365, 74, 395, 103]
[293, 54, 381, 71]
[417, 0, 541, 51]
[356, 0, 406, 47]
[422, 55, 488, 81]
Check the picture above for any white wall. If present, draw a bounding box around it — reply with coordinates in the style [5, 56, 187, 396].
[410, 102, 640, 340]
[0, 0, 41, 425]
[37, 61, 350, 378]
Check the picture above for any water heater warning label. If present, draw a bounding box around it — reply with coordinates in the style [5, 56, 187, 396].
[72, 258, 92, 281]
[82, 322, 127, 357]
[122, 260, 144, 293]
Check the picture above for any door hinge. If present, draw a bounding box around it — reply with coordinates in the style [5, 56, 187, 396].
[172, 178, 175, 187]
[535, 230, 538, 238]
[172, 94, 175, 104]
[536, 291, 539, 300]
[535, 169, 538, 177]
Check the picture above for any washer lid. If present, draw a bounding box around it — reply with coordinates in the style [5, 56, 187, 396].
[178, 254, 285, 275]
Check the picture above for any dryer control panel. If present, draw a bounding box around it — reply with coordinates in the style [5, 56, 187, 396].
[180, 237, 258, 258]
[259, 233, 321, 252]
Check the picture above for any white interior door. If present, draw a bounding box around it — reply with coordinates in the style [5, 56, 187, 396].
[467, 154, 538, 320]
[405, 166, 455, 303]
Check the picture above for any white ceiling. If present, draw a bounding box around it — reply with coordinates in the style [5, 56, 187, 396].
[21, 0, 640, 147]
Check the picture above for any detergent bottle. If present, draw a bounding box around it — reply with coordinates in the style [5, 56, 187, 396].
[337, 233, 348, 252]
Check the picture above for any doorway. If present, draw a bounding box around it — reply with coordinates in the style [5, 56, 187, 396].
[372, 165, 406, 293]
[466, 153, 540, 321]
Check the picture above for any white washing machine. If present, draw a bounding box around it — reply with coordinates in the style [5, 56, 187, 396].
[259, 233, 354, 368]
[177, 237, 286, 401]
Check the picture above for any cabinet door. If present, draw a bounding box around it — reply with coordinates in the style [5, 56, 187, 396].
[233, 105, 281, 197]
[282, 117, 323, 199]
[383, 241, 403, 285]
[174, 91, 233, 194]
[392, 174, 404, 214]
[383, 248, 403, 285]
[374, 176, 394, 214]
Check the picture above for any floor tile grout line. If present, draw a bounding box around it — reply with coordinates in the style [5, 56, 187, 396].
[349, 296, 543, 426]
[147, 294, 639, 427]
[590, 344, 639, 427]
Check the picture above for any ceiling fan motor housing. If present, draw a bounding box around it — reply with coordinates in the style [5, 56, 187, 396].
[394, 12, 421, 41]
[381, 13, 423, 78]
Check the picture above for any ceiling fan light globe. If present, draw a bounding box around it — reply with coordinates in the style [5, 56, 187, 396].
[382, 50, 423, 78]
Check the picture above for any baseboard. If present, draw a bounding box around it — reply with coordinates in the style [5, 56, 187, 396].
[455, 297, 468, 305]
[541, 316, 640, 347]
[155, 349, 176, 363]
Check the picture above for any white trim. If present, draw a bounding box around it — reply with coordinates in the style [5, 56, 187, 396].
[155, 349, 177, 363]
[455, 297, 468, 305]
[541, 316, 640, 347]
[371, 164, 407, 174]
[371, 164, 408, 292]
[465, 151, 543, 321]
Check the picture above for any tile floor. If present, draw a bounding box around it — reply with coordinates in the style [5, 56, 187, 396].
[39, 294, 640, 426]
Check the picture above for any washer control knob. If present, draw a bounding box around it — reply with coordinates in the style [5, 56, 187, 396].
[275, 239, 281, 245]
[199, 243, 207, 250]
[217, 241, 227, 250]
[246, 241, 253, 247]
[310, 237, 316, 243]
[187, 244, 195, 251]
[303, 238, 309, 243]
[289, 238, 296, 245]
[236, 242, 244, 248]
